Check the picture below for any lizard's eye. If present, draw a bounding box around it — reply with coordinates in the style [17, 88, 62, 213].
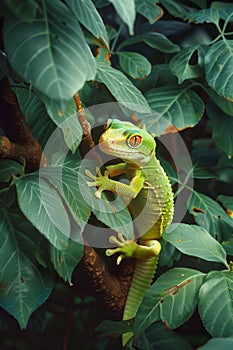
[127, 134, 142, 148]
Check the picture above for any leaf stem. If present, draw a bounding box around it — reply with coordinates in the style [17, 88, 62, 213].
[111, 22, 124, 53]
[222, 13, 233, 34]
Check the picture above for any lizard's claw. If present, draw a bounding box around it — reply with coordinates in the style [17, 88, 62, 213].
[85, 167, 110, 199]
[106, 233, 137, 265]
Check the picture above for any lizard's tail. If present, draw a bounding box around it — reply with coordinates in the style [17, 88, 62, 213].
[122, 252, 160, 346]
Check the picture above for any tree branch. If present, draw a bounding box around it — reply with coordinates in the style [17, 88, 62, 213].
[0, 79, 48, 172]
[74, 246, 134, 320]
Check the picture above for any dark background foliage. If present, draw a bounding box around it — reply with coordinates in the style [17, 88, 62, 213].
[0, 1, 233, 349]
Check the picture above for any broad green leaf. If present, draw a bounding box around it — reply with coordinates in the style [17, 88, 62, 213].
[0, 208, 53, 328]
[64, 0, 109, 47]
[198, 338, 233, 350]
[0, 159, 24, 182]
[96, 319, 133, 337]
[160, 0, 194, 19]
[207, 103, 233, 158]
[96, 61, 150, 113]
[135, 268, 205, 336]
[216, 153, 233, 184]
[205, 40, 233, 100]
[39, 154, 91, 237]
[142, 32, 180, 52]
[163, 224, 228, 267]
[207, 88, 233, 117]
[189, 191, 233, 239]
[134, 65, 159, 93]
[218, 195, 233, 217]
[4, 0, 36, 22]
[50, 238, 83, 283]
[169, 46, 203, 83]
[15, 174, 70, 249]
[117, 52, 152, 80]
[211, 2, 233, 21]
[135, 0, 162, 24]
[186, 8, 220, 24]
[35, 92, 83, 153]
[192, 163, 216, 180]
[198, 270, 233, 337]
[108, 0, 136, 35]
[222, 236, 233, 256]
[137, 323, 192, 350]
[15, 87, 56, 149]
[3, 0, 96, 106]
[119, 32, 179, 53]
[145, 85, 204, 135]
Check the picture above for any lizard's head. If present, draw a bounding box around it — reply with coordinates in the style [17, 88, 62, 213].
[99, 119, 156, 166]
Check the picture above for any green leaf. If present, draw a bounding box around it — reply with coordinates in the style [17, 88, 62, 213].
[0, 159, 24, 182]
[137, 323, 192, 350]
[145, 85, 204, 135]
[186, 8, 220, 24]
[222, 236, 233, 256]
[64, 0, 109, 47]
[198, 338, 233, 350]
[207, 103, 233, 158]
[35, 92, 83, 153]
[3, 0, 96, 106]
[199, 270, 233, 337]
[135, 268, 205, 336]
[135, 0, 162, 24]
[205, 40, 233, 100]
[40, 154, 91, 236]
[96, 61, 150, 113]
[0, 208, 53, 328]
[50, 239, 83, 283]
[14, 87, 56, 149]
[218, 195, 233, 215]
[108, 0, 136, 35]
[4, 0, 37, 22]
[96, 319, 133, 337]
[163, 224, 228, 267]
[160, 0, 194, 19]
[169, 46, 203, 83]
[119, 32, 180, 53]
[192, 162, 216, 180]
[211, 2, 233, 21]
[15, 173, 70, 249]
[117, 52, 152, 80]
[207, 88, 233, 117]
[189, 191, 233, 239]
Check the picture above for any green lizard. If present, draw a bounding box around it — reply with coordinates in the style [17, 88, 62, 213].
[86, 119, 174, 346]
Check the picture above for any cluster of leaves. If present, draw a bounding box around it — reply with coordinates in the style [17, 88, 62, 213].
[1, 0, 233, 349]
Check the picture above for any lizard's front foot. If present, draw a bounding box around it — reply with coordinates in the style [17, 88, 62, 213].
[106, 233, 137, 265]
[106, 235, 162, 265]
[85, 167, 110, 199]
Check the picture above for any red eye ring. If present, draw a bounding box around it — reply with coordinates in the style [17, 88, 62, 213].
[127, 134, 142, 148]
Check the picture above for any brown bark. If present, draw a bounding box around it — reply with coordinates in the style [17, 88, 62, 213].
[74, 245, 134, 319]
[0, 79, 48, 172]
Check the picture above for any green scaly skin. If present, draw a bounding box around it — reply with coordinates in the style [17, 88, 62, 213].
[86, 119, 174, 346]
